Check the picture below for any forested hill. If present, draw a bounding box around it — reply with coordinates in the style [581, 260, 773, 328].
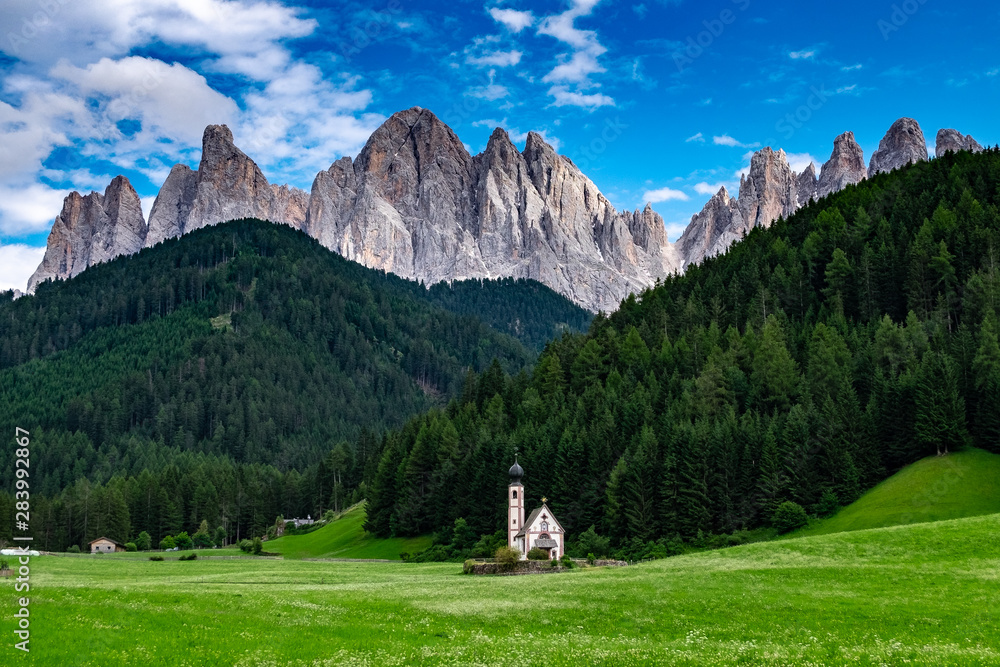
[364, 147, 1000, 554]
[0, 219, 590, 549]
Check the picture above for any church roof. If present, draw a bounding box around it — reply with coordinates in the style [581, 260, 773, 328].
[515, 504, 563, 539]
[534, 538, 558, 548]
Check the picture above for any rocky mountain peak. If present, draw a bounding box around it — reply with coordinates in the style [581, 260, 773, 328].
[28, 175, 147, 292]
[935, 128, 984, 157]
[869, 117, 928, 175]
[817, 131, 867, 199]
[796, 162, 818, 206]
[145, 123, 307, 248]
[738, 147, 797, 229]
[675, 185, 746, 269]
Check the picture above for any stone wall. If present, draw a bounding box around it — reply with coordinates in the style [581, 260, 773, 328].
[463, 558, 628, 575]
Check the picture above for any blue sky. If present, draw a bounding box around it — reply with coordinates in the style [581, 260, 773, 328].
[1, 0, 997, 290]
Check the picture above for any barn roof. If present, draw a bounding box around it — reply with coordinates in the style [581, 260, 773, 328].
[88, 536, 124, 546]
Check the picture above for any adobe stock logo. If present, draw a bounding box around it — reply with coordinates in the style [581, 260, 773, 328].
[775, 85, 833, 140]
[877, 0, 930, 41]
[672, 0, 752, 73]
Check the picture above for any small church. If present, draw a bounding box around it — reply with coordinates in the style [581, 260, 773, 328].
[507, 457, 565, 560]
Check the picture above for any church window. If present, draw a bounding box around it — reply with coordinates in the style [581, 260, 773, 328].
[540, 521, 548, 531]
[512, 491, 517, 499]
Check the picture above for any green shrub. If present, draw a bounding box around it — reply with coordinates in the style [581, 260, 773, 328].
[149, 555, 164, 561]
[586, 553, 596, 565]
[560, 554, 574, 568]
[773, 501, 809, 534]
[67, 545, 81, 554]
[179, 553, 198, 561]
[125, 542, 137, 552]
[174, 531, 193, 550]
[238, 539, 253, 553]
[411, 545, 451, 562]
[462, 559, 477, 574]
[135, 531, 152, 551]
[526, 547, 550, 561]
[494, 546, 521, 565]
[814, 489, 840, 517]
[159, 536, 176, 550]
[0, 559, 8, 571]
[572, 525, 611, 559]
[251, 537, 262, 555]
[469, 530, 506, 559]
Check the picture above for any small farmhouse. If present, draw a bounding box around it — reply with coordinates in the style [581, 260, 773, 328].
[89, 537, 125, 553]
[507, 458, 565, 560]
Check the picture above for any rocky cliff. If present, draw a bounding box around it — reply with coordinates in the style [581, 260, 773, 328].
[868, 117, 928, 175]
[935, 129, 983, 157]
[145, 124, 307, 247]
[675, 186, 745, 269]
[304, 108, 680, 312]
[817, 131, 867, 199]
[26, 113, 988, 312]
[27, 176, 146, 292]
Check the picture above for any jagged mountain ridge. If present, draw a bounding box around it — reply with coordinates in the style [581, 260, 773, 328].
[28, 111, 985, 310]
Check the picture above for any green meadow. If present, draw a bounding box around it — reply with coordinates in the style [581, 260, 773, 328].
[4, 511, 1000, 666]
[796, 448, 1000, 537]
[262, 503, 432, 560]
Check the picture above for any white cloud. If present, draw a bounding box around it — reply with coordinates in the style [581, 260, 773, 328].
[789, 50, 816, 60]
[694, 182, 729, 196]
[52, 57, 240, 146]
[0, 183, 67, 235]
[488, 7, 535, 33]
[642, 186, 689, 203]
[542, 51, 605, 84]
[537, 0, 612, 108]
[987, 69, 999, 77]
[713, 134, 759, 148]
[0, 243, 46, 292]
[686, 132, 705, 143]
[468, 72, 510, 100]
[842, 63, 863, 71]
[466, 49, 523, 68]
[0, 0, 316, 68]
[547, 86, 614, 108]
[835, 84, 858, 94]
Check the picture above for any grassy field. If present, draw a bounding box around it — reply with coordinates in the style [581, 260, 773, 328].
[262, 503, 433, 560]
[4, 512, 999, 665]
[796, 447, 1000, 537]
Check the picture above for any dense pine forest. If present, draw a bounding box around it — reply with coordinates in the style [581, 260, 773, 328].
[363, 148, 1000, 556]
[0, 221, 590, 549]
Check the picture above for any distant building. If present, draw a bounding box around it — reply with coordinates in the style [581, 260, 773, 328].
[507, 458, 565, 560]
[89, 537, 125, 553]
[290, 516, 314, 528]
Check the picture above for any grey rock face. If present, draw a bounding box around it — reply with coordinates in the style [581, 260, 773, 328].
[869, 117, 928, 175]
[738, 148, 798, 230]
[145, 124, 307, 247]
[305, 108, 680, 312]
[796, 162, 818, 206]
[935, 128, 984, 157]
[817, 131, 867, 199]
[675, 187, 745, 269]
[28, 176, 146, 292]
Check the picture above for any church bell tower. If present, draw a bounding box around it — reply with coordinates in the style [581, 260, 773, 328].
[508, 457, 525, 552]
